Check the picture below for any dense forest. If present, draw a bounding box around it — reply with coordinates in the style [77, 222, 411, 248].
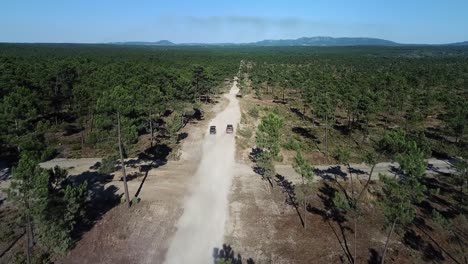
[242, 46, 468, 159]
[0, 44, 241, 262]
[0, 44, 243, 158]
[237, 46, 468, 263]
[1, 44, 467, 263]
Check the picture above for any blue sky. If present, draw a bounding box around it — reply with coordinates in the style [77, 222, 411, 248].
[1, 0, 467, 44]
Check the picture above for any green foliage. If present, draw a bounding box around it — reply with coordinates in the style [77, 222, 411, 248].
[431, 210, 451, 229]
[379, 129, 407, 155]
[362, 150, 378, 167]
[0, 45, 237, 156]
[166, 112, 183, 144]
[454, 159, 468, 187]
[396, 141, 427, 180]
[8, 153, 50, 214]
[333, 191, 351, 211]
[333, 147, 351, 165]
[40, 147, 58, 162]
[256, 112, 284, 159]
[254, 88, 263, 100]
[446, 99, 468, 143]
[248, 106, 260, 118]
[379, 174, 416, 228]
[0, 221, 15, 242]
[8, 154, 88, 256]
[0, 86, 39, 133]
[293, 150, 315, 183]
[85, 131, 98, 145]
[98, 156, 117, 175]
[283, 137, 301, 151]
[218, 259, 232, 264]
[257, 151, 275, 181]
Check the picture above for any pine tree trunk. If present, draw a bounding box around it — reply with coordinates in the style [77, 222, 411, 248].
[349, 164, 355, 199]
[117, 112, 131, 208]
[302, 175, 306, 229]
[325, 115, 329, 161]
[303, 105, 306, 119]
[303, 198, 307, 230]
[80, 131, 84, 150]
[357, 162, 377, 203]
[460, 182, 465, 209]
[354, 216, 357, 264]
[25, 212, 32, 264]
[381, 220, 397, 264]
[348, 111, 352, 132]
[90, 110, 95, 133]
[149, 110, 153, 147]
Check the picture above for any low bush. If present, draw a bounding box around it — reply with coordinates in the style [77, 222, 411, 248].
[98, 156, 117, 175]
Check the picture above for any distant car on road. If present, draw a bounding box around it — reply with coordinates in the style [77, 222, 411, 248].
[226, 124, 234, 134]
[209, 126, 216, 134]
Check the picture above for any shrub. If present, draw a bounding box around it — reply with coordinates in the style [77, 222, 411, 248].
[239, 127, 253, 139]
[432, 210, 451, 229]
[248, 106, 259, 118]
[255, 88, 262, 100]
[283, 137, 301, 151]
[0, 222, 14, 242]
[98, 156, 117, 175]
[85, 131, 98, 145]
[41, 147, 58, 162]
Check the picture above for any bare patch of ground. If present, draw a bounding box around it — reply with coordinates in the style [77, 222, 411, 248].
[225, 158, 463, 263]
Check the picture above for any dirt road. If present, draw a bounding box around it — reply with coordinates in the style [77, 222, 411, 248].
[164, 80, 241, 263]
[275, 158, 455, 184]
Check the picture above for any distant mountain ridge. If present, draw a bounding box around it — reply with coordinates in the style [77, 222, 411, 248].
[109, 37, 468, 47]
[250, 36, 398, 46]
[111, 40, 174, 45]
[446, 41, 468, 46]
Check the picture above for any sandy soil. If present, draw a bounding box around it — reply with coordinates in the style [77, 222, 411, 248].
[40, 158, 102, 175]
[224, 156, 457, 263]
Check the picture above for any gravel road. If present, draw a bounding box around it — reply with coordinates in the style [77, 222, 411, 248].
[275, 158, 455, 184]
[164, 79, 241, 264]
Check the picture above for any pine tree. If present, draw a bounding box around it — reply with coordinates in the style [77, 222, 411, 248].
[8, 154, 49, 263]
[379, 175, 417, 264]
[293, 150, 315, 229]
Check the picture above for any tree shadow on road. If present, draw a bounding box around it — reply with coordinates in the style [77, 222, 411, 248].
[212, 244, 255, 264]
[70, 171, 121, 246]
[314, 166, 348, 181]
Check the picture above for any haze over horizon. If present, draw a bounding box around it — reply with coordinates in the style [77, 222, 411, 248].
[1, 0, 468, 44]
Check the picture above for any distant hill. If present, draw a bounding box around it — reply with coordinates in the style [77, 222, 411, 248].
[250, 36, 398, 46]
[446, 41, 468, 46]
[110, 40, 174, 45]
[107, 37, 468, 47]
